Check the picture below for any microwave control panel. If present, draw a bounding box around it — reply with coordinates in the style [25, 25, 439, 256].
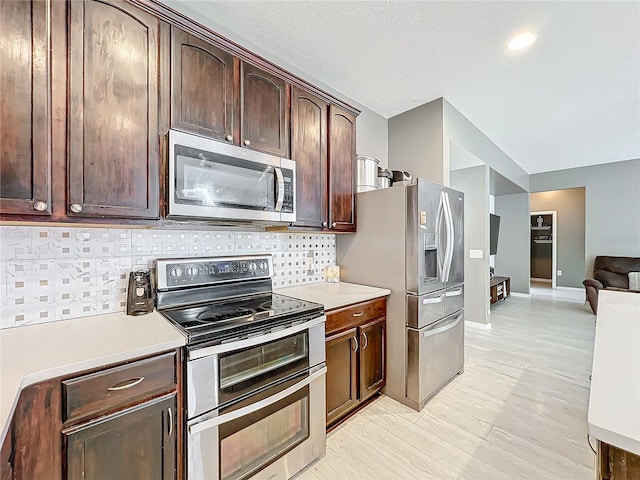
[282, 168, 294, 213]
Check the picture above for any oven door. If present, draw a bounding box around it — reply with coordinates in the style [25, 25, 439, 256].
[187, 316, 325, 418]
[168, 129, 295, 223]
[187, 365, 327, 480]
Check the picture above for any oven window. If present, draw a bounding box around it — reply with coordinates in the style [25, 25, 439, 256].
[219, 331, 309, 404]
[175, 148, 275, 210]
[219, 385, 309, 480]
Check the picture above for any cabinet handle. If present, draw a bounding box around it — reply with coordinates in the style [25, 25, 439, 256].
[244, 139, 251, 146]
[33, 201, 48, 212]
[352, 312, 364, 317]
[362, 331, 368, 350]
[351, 336, 358, 353]
[322, 221, 328, 228]
[69, 203, 83, 213]
[225, 134, 233, 142]
[168, 407, 173, 437]
[106, 376, 145, 391]
[332, 222, 337, 228]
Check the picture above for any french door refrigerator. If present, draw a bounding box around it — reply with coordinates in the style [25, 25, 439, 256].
[337, 178, 464, 411]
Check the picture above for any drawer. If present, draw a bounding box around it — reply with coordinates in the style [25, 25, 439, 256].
[326, 297, 386, 335]
[63, 351, 176, 424]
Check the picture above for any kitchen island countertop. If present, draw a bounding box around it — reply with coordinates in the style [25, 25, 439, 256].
[0, 311, 186, 446]
[276, 282, 390, 311]
[588, 289, 640, 455]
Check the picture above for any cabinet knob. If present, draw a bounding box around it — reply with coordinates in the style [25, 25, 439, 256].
[225, 134, 233, 142]
[322, 221, 327, 228]
[243, 139, 251, 146]
[69, 203, 83, 213]
[33, 201, 48, 212]
[332, 222, 337, 228]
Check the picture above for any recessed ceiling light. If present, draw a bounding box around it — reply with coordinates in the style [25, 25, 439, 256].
[507, 31, 537, 51]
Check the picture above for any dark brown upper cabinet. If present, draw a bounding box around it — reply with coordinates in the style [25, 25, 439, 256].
[241, 62, 289, 157]
[0, 0, 52, 216]
[291, 87, 328, 229]
[67, 0, 162, 219]
[328, 105, 357, 232]
[171, 27, 239, 143]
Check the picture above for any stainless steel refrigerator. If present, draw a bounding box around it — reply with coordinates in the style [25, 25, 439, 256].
[337, 178, 464, 411]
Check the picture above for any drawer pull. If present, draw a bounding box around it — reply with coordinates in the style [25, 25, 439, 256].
[107, 377, 145, 391]
[352, 312, 364, 317]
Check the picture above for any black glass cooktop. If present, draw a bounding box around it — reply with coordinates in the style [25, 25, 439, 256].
[161, 293, 323, 345]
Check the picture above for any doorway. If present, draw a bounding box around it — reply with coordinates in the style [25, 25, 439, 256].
[530, 210, 557, 289]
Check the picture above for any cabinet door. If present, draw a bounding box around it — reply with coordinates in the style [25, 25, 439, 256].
[67, 0, 161, 219]
[328, 105, 356, 232]
[65, 395, 176, 480]
[241, 62, 289, 157]
[291, 87, 328, 229]
[0, 0, 52, 216]
[171, 27, 238, 142]
[359, 317, 386, 402]
[325, 327, 358, 426]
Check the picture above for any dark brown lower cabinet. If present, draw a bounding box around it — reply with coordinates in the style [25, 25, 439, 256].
[325, 298, 387, 428]
[359, 317, 386, 402]
[65, 394, 176, 480]
[326, 327, 358, 425]
[598, 441, 640, 480]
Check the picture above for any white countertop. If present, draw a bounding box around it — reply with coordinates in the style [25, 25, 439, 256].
[0, 311, 186, 445]
[588, 290, 640, 455]
[276, 282, 390, 311]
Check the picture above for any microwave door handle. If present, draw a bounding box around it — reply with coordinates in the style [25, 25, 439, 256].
[275, 167, 285, 212]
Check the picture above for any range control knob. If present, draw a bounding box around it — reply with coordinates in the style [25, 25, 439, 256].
[169, 267, 183, 279]
[248, 262, 257, 272]
[185, 266, 196, 277]
[259, 261, 268, 271]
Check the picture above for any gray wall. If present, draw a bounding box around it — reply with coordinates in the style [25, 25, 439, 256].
[530, 188, 586, 288]
[443, 99, 529, 192]
[494, 193, 531, 294]
[162, 0, 388, 168]
[451, 165, 490, 325]
[388, 98, 444, 184]
[529, 159, 639, 276]
[357, 107, 389, 168]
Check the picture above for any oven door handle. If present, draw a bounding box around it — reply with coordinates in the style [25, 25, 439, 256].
[188, 365, 327, 435]
[188, 315, 326, 360]
[275, 167, 285, 212]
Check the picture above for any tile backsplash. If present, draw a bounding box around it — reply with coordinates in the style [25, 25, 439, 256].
[0, 226, 336, 329]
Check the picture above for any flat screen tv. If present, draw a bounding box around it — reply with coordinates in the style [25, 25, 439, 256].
[490, 214, 501, 255]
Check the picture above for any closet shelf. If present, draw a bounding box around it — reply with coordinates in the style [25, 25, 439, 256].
[533, 239, 553, 244]
[531, 226, 552, 230]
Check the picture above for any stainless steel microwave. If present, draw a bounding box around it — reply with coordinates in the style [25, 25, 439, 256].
[168, 129, 296, 224]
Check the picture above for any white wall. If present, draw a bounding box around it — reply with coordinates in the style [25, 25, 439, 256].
[529, 159, 640, 276]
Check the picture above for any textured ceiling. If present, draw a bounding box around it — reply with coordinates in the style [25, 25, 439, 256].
[166, 1, 640, 174]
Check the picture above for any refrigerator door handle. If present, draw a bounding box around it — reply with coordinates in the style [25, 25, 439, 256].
[442, 192, 455, 282]
[422, 312, 463, 338]
[435, 191, 445, 282]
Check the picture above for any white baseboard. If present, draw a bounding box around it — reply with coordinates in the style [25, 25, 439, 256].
[465, 321, 492, 330]
[510, 292, 531, 298]
[531, 278, 552, 283]
[556, 286, 583, 292]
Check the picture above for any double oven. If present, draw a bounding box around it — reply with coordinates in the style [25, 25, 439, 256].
[156, 256, 326, 480]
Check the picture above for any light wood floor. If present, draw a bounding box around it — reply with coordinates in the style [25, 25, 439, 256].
[296, 295, 596, 480]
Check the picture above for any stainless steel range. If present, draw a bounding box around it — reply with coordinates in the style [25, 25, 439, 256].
[155, 255, 326, 480]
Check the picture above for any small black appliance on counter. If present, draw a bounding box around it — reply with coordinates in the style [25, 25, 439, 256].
[126, 270, 154, 315]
